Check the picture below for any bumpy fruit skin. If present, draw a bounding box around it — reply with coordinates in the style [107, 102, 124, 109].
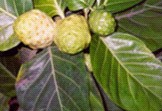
[13, 9, 55, 49]
[54, 14, 91, 54]
[89, 10, 116, 36]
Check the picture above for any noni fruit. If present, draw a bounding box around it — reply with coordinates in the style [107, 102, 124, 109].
[13, 9, 55, 49]
[88, 9, 116, 36]
[54, 14, 91, 54]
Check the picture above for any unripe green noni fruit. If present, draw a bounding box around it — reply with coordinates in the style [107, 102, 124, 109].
[88, 10, 116, 36]
[13, 9, 55, 49]
[54, 14, 91, 54]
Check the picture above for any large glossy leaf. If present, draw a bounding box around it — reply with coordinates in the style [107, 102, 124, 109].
[90, 33, 162, 111]
[116, 0, 162, 51]
[0, 62, 16, 97]
[0, 0, 33, 51]
[65, 0, 95, 11]
[16, 46, 90, 111]
[33, 0, 66, 18]
[94, 0, 143, 13]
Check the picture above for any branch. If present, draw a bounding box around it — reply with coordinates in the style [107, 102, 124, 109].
[115, 9, 145, 20]
[115, 1, 162, 20]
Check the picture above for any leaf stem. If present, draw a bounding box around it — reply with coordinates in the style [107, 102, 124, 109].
[83, 7, 94, 19]
[83, 8, 89, 19]
[59, 10, 65, 19]
[103, 0, 108, 6]
[96, 0, 100, 6]
[53, 0, 65, 19]
[0, 8, 17, 19]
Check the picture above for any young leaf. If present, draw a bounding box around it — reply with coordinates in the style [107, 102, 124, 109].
[0, 0, 33, 51]
[16, 46, 90, 111]
[33, 0, 66, 18]
[0, 63, 16, 97]
[95, 0, 143, 13]
[65, 0, 95, 11]
[90, 33, 162, 111]
[116, 0, 162, 51]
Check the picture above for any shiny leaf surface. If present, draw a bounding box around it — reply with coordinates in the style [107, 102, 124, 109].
[90, 33, 162, 111]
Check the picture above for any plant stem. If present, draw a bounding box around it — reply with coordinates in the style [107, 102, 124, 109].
[83, 8, 89, 19]
[115, 2, 161, 20]
[53, 0, 65, 19]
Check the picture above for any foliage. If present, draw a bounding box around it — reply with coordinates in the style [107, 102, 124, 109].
[0, 0, 162, 111]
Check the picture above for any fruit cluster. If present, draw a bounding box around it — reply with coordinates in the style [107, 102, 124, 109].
[13, 9, 116, 54]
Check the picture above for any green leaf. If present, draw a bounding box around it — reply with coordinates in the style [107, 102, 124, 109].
[0, 0, 33, 16]
[0, 9, 19, 51]
[116, 0, 162, 51]
[90, 92, 104, 111]
[90, 33, 162, 111]
[33, 0, 66, 18]
[89, 74, 104, 111]
[0, 93, 9, 111]
[0, 62, 16, 97]
[95, 0, 143, 13]
[0, 54, 21, 76]
[65, 0, 95, 11]
[0, 0, 33, 51]
[16, 46, 90, 111]
[90, 74, 123, 111]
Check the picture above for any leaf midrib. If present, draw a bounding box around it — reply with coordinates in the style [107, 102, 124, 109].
[100, 37, 162, 100]
[48, 47, 64, 111]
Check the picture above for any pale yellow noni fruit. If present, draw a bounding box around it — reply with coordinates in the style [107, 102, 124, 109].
[54, 14, 91, 54]
[13, 9, 55, 49]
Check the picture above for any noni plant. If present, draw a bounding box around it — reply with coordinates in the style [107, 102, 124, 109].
[0, 0, 162, 111]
